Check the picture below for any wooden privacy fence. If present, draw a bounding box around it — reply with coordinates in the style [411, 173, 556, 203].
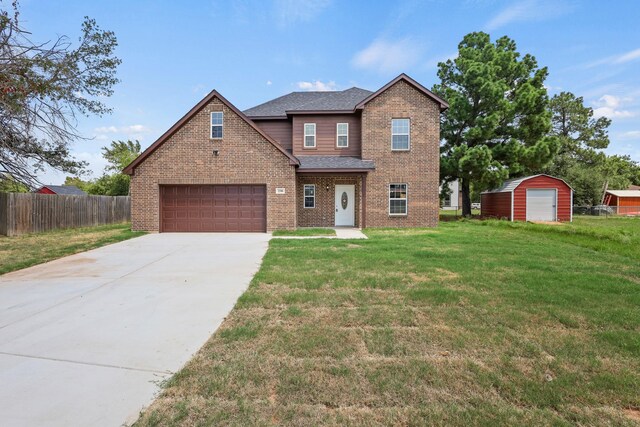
[0, 193, 131, 236]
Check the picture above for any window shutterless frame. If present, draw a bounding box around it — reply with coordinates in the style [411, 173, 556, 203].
[391, 118, 410, 151]
[211, 112, 223, 139]
[304, 123, 316, 148]
[389, 183, 408, 216]
[336, 123, 349, 148]
[303, 184, 315, 208]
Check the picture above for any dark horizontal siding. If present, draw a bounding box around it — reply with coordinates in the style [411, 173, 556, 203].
[253, 119, 292, 151]
[292, 114, 361, 156]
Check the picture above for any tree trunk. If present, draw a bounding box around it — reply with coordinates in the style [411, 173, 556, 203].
[461, 179, 472, 217]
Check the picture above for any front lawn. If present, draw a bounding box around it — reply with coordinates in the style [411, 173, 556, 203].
[0, 223, 145, 275]
[137, 218, 640, 426]
[272, 228, 336, 237]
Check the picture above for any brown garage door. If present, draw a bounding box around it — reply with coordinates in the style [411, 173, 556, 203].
[160, 185, 266, 232]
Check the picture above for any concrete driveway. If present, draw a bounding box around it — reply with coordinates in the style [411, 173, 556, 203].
[0, 233, 270, 427]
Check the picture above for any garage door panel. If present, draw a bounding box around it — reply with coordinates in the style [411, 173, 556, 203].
[526, 189, 556, 221]
[161, 185, 266, 232]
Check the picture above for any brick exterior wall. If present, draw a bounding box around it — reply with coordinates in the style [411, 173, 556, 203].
[296, 174, 363, 227]
[129, 96, 297, 232]
[361, 80, 441, 227]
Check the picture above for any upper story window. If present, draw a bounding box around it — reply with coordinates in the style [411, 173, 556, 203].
[211, 112, 223, 139]
[336, 123, 349, 148]
[391, 118, 410, 150]
[389, 183, 408, 215]
[304, 123, 316, 148]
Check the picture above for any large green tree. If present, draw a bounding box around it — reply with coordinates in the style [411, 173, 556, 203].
[0, 1, 120, 188]
[433, 32, 559, 215]
[541, 92, 640, 204]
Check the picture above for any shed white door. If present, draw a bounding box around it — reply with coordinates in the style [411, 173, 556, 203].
[335, 185, 355, 226]
[526, 189, 556, 221]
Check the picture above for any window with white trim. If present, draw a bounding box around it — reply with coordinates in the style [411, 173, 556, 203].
[304, 123, 316, 148]
[389, 183, 408, 215]
[304, 184, 315, 208]
[211, 112, 223, 139]
[336, 123, 349, 148]
[391, 118, 410, 150]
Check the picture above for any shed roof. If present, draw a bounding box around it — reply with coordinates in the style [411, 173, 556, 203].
[297, 156, 375, 171]
[482, 174, 572, 194]
[243, 87, 373, 118]
[40, 185, 86, 195]
[606, 190, 640, 197]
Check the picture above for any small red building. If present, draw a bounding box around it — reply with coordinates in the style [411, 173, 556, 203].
[35, 185, 86, 196]
[481, 174, 573, 222]
[603, 190, 640, 215]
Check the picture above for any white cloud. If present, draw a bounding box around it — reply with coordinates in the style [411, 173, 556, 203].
[620, 130, 640, 140]
[352, 38, 424, 74]
[94, 124, 150, 135]
[274, 0, 331, 26]
[586, 47, 640, 68]
[615, 48, 640, 64]
[592, 95, 635, 119]
[485, 0, 574, 31]
[266, 80, 273, 86]
[296, 80, 337, 91]
[94, 126, 118, 133]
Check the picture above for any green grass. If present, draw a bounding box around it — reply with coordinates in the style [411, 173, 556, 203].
[136, 218, 640, 426]
[440, 208, 480, 216]
[272, 227, 336, 236]
[0, 223, 145, 275]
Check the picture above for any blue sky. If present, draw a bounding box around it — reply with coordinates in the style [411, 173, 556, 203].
[17, 0, 640, 183]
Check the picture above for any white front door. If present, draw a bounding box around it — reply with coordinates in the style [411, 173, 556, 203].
[526, 189, 557, 221]
[335, 185, 355, 226]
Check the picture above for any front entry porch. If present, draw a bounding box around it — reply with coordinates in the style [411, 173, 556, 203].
[296, 174, 366, 228]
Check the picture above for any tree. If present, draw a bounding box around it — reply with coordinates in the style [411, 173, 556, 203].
[540, 92, 640, 204]
[63, 140, 140, 196]
[433, 32, 559, 216]
[64, 175, 91, 193]
[82, 140, 141, 196]
[0, 173, 28, 192]
[0, 1, 121, 188]
[102, 140, 141, 172]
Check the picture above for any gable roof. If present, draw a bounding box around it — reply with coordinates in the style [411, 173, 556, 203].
[355, 73, 449, 112]
[243, 87, 373, 118]
[606, 190, 640, 197]
[39, 185, 86, 195]
[123, 90, 299, 175]
[482, 174, 573, 194]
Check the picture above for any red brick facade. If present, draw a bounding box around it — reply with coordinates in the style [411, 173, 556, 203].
[127, 76, 444, 231]
[129, 96, 297, 232]
[296, 174, 363, 227]
[361, 80, 441, 227]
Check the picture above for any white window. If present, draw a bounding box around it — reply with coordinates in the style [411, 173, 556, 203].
[304, 184, 315, 208]
[336, 123, 349, 148]
[389, 183, 408, 215]
[211, 112, 223, 139]
[304, 123, 316, 148]
[391, 118, 410, 150]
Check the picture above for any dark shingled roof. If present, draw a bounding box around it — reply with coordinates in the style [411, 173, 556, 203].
[41, 185, 87, 195]
[244, 87, 373, 118]
[297, 156, 375, 171]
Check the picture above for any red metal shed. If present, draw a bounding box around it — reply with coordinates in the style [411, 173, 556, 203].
[481, 174, 573, 222]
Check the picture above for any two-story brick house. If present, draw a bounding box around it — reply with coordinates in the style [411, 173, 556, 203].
[123, 74, 448, 232]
